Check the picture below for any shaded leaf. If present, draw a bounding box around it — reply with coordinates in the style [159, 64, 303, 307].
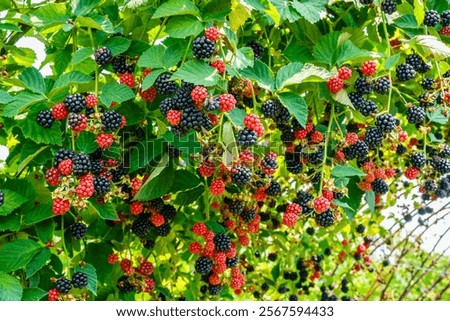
[165, 16, 204, 39]
[240, 60, 275, 90]
[18, 67, 46, 95]
[277, 92, 308, 127]
[103, 36, 131, 56]
[331, 165, 366, 177]
[71, 47, 94, 65]
[152, 0, 200, 18]
[26, 248, 51, 279]
[90, 201, 119, 220]
[0, 189, 28, 216]
[0, 239, 41, 273]
[23, 203, 53, 225]
[171, 61, 220, 86]
[0, 273, 22, 301]
[22, 288, 47, 301]
[99, 82, 135, 106]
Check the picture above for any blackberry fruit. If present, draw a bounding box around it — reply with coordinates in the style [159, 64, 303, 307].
[192, 36, 215, 59]
[359, 99, 377, 116]
[274, 107, 291, 125]
[374, 77, 391, 95]
[94, 177, 111, 195]
[226, 256, 238, 268]
[433, 159, 450, 174]
[71, 271, 88, 288]
[149, 198, 165, 212]
[280, 126, 295, 144]
[262, 155, 278, 171]
[261, 99, 281, 118]
[179, 106, 211, 132]
[117, 276, 134, 293]
[131, 218, 151, 237]
[315, 210, 334, 227]
[209, 284, 222, 295]
[203, 96, 220, 111]
[441, 10, 450, 27]
[410, 152, 426, 168]
[406, 53, 429, 73]
[424, 180, 437, 192]
[161, 204, 176, 222]
[0, 189, 3, 206]
[36, 110, 55, 128]
[72, 153, 91, 175]
[372, 178, 389, 194]
[159, 98, 175, 116]
[406, 106, 425, 124]
[253, 291, 261, 299]
[111, 56, 134, 74]
[70, 222, 87, 240]
[349, 92, 366, 110]
[307, 147, 324, 165]
[155, 73, 177, 95]
[351, 140, 369, 160]
[396, 63, 415, 81]
[289, 294, 298, 301]
[142, 239, 155, 249]
[375, 113, 396, 133]
[356, 224, 365, 234]
[214, 233, 231, 252]
[247, 41, 263, 59]
[227, 199, 244, 214]
[364, 127, 383, 149]
[354, 77, 373, 95]
[439, 145, 450, 158]
[101, 110, 122, 131]
[237, 128, 257, 147]
[266, 180, 281, 196]
[424, 10, 439, 27]
[54, 148, 76, 166]
[64, 93, 86, 113]
[231, 166, 251, 186]
[195, 257, 213, 275]
[94, 47, 112, 66]
[240, 208, 256, 223]
[381, 0, 396, 14]
[173, 86, 194, 109]
[359, 0, 373, 4]
[67, 113, 84, 130]
[111, 166, 127, 182]
[285, 157, 303, 174]
[56, 277, 72, 294]
[155, 223, 171, 236]
[421, 77, 434, 90]
[91, 160, 103, 175]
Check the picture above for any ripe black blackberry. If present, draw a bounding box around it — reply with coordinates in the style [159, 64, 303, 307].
[294, 191, 313, 214]
[111, 166, 127, 182]
[261, 155, 278, 171]
[208, 284, 222, 295]
[90, 160, 103, 175]
[406, 106, 425, 124]
[349, 92, 365, 110]
[433, 159, 450, 174]
[247, 41, 263, 59]
[289, 294, 298, 301]
[111, 56, 134, 74]
[227, 199, 244, 214]
[94, 47, 112, 66]
[71, 271, 88, 288]
[192, 36, 215, 59]
[195, 257, 213, 275]
[226, 256, 238, 268]
[161, 204, 176, 222]
[173, 86, 194, 109]
[381, 0, 396, 14]
[359, 99, 377, 116]
[54, 148, 76, 166]
[364, 127, 383, 149]
[64, 93, 86, 113]
[410, 152, 426, 168]
[374, 77, 391, 95]
[354, 77, 373, 95]
[356, 224, 365, 234]
[149, 198, 164, 212]
[274, 107, 291, 125]
[315, 210, 334, 227]
[351, 140, 369, 160]
[375, 113, 396, 133]
[36, 110, 55, 128]
[155, 73, 177, 95]
[179, 106, 211, 132]
[94, 177, 111, 195]
[214, 233, 231, 252]
[280, 126, 295, 144]
[203, 96, 220, 111]
[240, 208, 256, 223]
[159, 98, 175, 117]
[406, 53, 430, 73]
[0, 189, 3, 206]
[424, 10, 440, 27]
[72, 153, 91, 175]
[396, 63, 415, 81]
[101, 110, 122, 131]
[70, 222, 87, 240]
[359, 0, 373, 4]
[441, 10, 450, 27]
[131, 218, 151, 237]
[307, 147, 324, 165]
[117, 276, 134, 293]
[421, 77, 434, 90]
[231, 165, 251, 186]
[261, 99, 281, 118]
[266, 180, 281, 196]
[237, 128, 257, 147]
[439, 145, 450, 158]
[56, 277, 72, 294]
[285, 157, 303, 174]
[424, 180, 437, 192]
[67, 113, 85, 130]
[372, 178, 389, 194]
[155, 223, 171, 236]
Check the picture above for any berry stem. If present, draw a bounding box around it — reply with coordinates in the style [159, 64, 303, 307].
[88, 27, 100, 112]
[319, 103, 335, 195]
[151, 17, 168, 46]
[434, 60, 448, 110]
[181, 35, 193, 67]
[381, 12, 393, 113]
[61, 216, 71, 279]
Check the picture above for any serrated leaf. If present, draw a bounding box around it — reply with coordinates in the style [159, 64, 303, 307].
[0, 215, 21, 232]
[271, 0, 300, 23]
[171, 61, 220, 86]
[366, 191, 375, 213]
[205, 220, 226, 234]
[415, 35, 450, 60]
[394, 14, 418, 29]
[22, 288, 47, 301]
[35, 220, 55, 243]
[71, 47, 94, 65]
[169, 170, 201, 193]
[71, 0, 101, 16]
[141, 69, 165, 91]
[19, 112, 63, 146]
[2, 92, 45, 118]
[229, 2, 251, 31]
[18, 67, 46, 95]
[426, 107, 448, 124]
[332, 89, 352, 107]
[75, 263, 97, 295]
[0, 273, 23, 301]
[384, 54, 400, 70]
[232, 47, 254, 70]
[165, 15, 204, 39]
[0, 239, 41, 273]
[103, 37, 131, 56]
[0, 89, 14, 104]
[222, 121, 238, 157]
[276, 62, 330, 89]
[174, 185, 204, 206]
[313, 32, 339, 65]
[134, 156, 174, 201]
[25, 248, 51, 279]
[9, 47, 37, 67]
[240, 60, 275, 90]
[0, 189, 28, 216]
[128, 138, 165, 173]
[331, 165, 366, 177]
[76, 131, 98, 154]
[30, 3, 69, 28]
[76, 14, 115, 33]
[277, 92, 308, 127]
[23, 203, 53, 225]
[228, 107, 246, 127]
[152, 0, 200, 18]
[201, 0, 231, 21]
[52, 71, 92, 93]
[336, 40, 374, 66]
[90, 201, 119, 220]
[99, 82, 135, 106]
[138, 44, 184, 69]
[292, 0, 327, 24]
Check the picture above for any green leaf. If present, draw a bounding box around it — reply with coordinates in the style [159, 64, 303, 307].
[116, 102, 146, 126]
[72, 0, 101, 16]
[0, 215, 21, 232]
[394, 14, 418, 29]
[99, 82, 135, 106]
[141, 69, 165, 91]
[71, 47, 94, 65]
[240, 60, 275, 91]
[35, 220, 55, 243]
[26, 248, 51, 279]
[134, 155, 174, 201]
[205, 220, 226, 234]
[17, 146, 49, 176]
[0, 239, 41, 273]
[22, 288, 47, 301]
[276, 62, 330, 89]
[228, 107, 246, 127]
[0, 273, 23, 301]
[415, 35, 450, 60]
[75, 263, 97, 295]
[163, 131, 201, 157]
[336, 40, 373, 66]
[229, 2, 251, 30]
[0, 89, 14, 104]
[19, 111, 63, 146]
[30, 3, 69, 28]
[271, 262, 280, 281]
[174, 185, 204, 206]
[0, 23, 21, 32]
[232, 47, 254, 70]
[103, 37, 132, 56]
[76, 14, 115, 33]
[271, 0, 300, 23]
[201, 0, 231, 21]
[18, 67, 46, 95]
[284, 41, 314, 63]
[2, 92, 45, 118]
[51, 71, 92, 94]
[76, 131, 98, 154]
[138, 44, 184, 69]
[0, 189, 28, 216]
[384, 54, 401, 70]
[331, 165, 366, 177]
[413, 0, 425, 25]
[222, 121, 238, 158]
[426, 107, 448, 124]
[171, 61, 220, 86]
[292, 0, 327, 24]
[9, 47, 37, 67]
[23, 203, 53, 225]
[366, 191, 375, 214]
[90, 201, 119, 220]
[277, 92, 308, 127]
[169, 170, 201, 193]
[313, 32, 339, 65]
[165, 16, 204, 39]
[152, 0, 200, 18]
[332, 200, 354, 211]
[128, 138, 165, 173]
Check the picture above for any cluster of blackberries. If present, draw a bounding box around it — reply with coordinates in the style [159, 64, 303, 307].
[349, 78, 390, 116]
[70, 222, 87, 240]
[424, 10, 450, 27]
[55, 272, 88, 294]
